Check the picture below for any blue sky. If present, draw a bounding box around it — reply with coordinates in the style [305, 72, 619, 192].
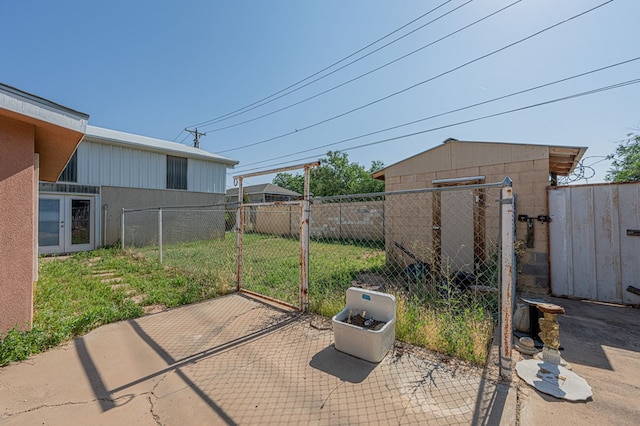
[2, 0, 638, 187]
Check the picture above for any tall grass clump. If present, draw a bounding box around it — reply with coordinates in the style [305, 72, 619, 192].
[394, 291, 495, 365]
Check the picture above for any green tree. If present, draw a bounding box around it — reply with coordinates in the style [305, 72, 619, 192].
[606, 133, 640, 182]
[272, 173, 304, 195]
[272, 151, 385, 196]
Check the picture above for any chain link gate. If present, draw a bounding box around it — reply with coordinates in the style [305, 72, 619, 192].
[236, 201, 304, 309]
[234, 162, 317, 311]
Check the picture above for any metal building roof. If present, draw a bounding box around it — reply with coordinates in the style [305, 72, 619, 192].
[84, 125, 239, 166]
[226, 183, 301, 197]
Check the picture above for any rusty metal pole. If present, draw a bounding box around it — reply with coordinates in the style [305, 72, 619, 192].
[121, 208, 125, 252]
[500, 178, 515, 381]
[236, 177, 244, 292]
[299, 165, 311, 312]
[158, 208, 163, 264]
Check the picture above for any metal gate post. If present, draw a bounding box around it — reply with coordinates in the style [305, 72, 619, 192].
[299, 165, 311, 312]
[158, 208, 163, 263]
[121, 208, 125, 252]
[500, 178, 516, 381]
[236, 177, 244, 292]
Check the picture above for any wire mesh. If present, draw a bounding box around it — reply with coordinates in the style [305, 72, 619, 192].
[309, 184, 504, 365]
[239, 203, 302, 308]
[122, 205, 238, 295]
[121, 180, 511, 365]
[121, 209, 159, 258]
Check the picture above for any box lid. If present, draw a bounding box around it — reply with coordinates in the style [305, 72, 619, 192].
[345, 287, 396, 321]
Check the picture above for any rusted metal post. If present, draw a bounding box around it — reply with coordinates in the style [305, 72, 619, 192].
[158, 208, 163, 264]
[500, 178, 515, 381]
[236, 177, 244, 292]
[299, 165, 311, 312]
[121, 208, 125, 252]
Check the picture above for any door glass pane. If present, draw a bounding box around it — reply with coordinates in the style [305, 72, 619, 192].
[39, 199, 60, 246]
[71, 199, 91, 245]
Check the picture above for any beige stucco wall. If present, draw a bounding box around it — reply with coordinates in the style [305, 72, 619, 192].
[383, 141, 552, 294]
[102, 186, 227, 246]
[0, 116, 36, 333]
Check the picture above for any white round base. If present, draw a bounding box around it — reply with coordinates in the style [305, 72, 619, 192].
[516, 359, 592, 401]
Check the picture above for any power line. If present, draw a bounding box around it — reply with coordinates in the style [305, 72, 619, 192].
[217, 1, 614, 155]
[184, 0, 461, 132]
[203, 0, 519, 134]
[231, 57, 640, 170]
[199, 0, 478, 132]
[231, 77, 640, 175]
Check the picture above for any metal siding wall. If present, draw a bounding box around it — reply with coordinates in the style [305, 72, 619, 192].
[188, 158, 226, 193]
[548, 188, 571, 296]
[619, 184, 640, 305]
[570, 186, 597, 300]
[77, 141, 226, 193]
[593, 186, 621, 302]
[100, 144, 110, 185]
[549, 183, 640, 304]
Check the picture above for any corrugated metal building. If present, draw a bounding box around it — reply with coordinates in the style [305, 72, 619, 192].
[39, 125, 238, 254]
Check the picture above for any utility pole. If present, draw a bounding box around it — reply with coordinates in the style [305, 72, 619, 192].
[185, 128, 207, 149]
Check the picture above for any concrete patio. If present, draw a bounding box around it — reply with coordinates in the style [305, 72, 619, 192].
[0, 293, 515, 425]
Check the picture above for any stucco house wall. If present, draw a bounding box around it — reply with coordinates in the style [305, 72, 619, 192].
[0, 83, 87, 334]
[0, 116, 37, 332]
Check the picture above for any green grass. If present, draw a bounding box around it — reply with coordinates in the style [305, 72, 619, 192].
[1, 234, 497, 366]
[0, 246, 233, 367]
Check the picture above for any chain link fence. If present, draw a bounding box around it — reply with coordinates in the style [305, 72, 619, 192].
[121, 204, 237, 293]
[121, 179, 514, 368]
[307, 183, 506, 365]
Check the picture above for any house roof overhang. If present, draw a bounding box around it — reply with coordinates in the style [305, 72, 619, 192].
[548, 145, 587, 176]
[0, 83, 89, 182]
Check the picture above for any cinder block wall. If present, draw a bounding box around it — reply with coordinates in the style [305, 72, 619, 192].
[382, 142, 553, 294]
[102, 186, 226, 246]
[251, 201, 385, 242]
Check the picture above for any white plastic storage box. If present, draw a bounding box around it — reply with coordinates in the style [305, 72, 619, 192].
[332, 287, 396, 362]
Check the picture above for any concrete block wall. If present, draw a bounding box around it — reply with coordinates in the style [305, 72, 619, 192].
[380, 144, 556, 294]
[251, 201, 385, 242]
[103, 186, 226, 247]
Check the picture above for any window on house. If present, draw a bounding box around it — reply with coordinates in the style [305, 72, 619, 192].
[166, 155, 187, 190]
[58, 150, 78, 183]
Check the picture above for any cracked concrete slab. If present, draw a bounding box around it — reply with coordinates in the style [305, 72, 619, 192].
[0, 293, 515, 425]
[516, 296, 640, 426]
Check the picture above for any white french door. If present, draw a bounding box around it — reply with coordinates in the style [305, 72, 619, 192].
[39, 195, 95, 254]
